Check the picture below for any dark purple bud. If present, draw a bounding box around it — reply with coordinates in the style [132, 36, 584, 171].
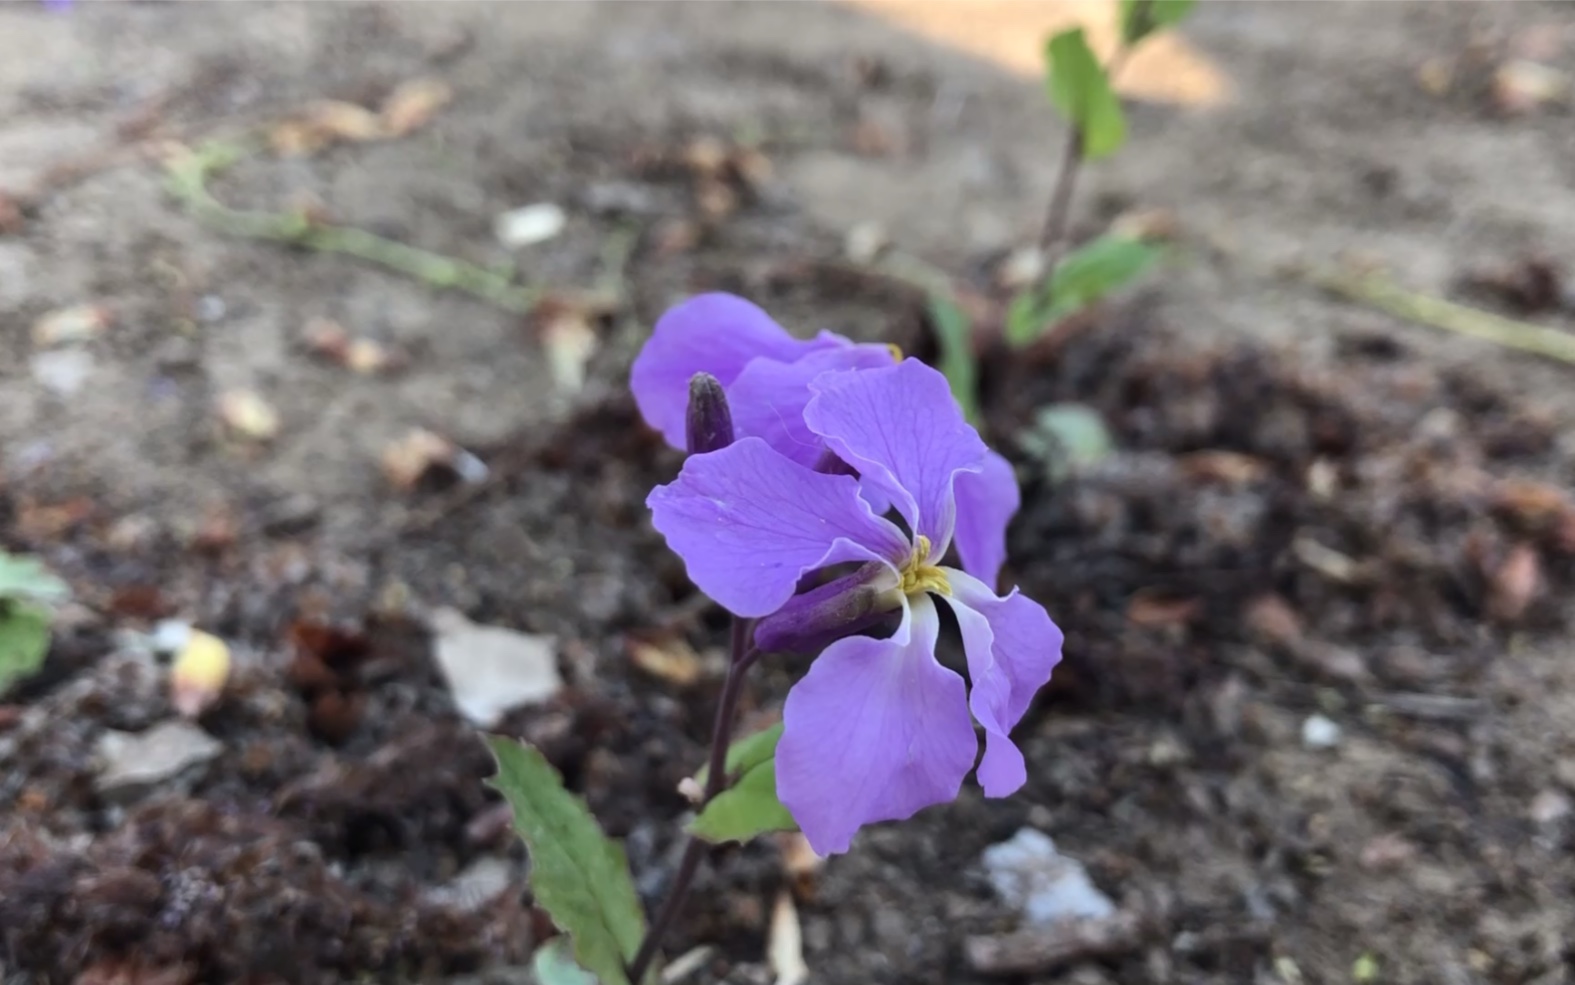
[685, 372, 734, 455]
[754, 562, 903, 654]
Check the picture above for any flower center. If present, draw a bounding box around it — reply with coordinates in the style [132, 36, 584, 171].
[898, 534, 951, 597]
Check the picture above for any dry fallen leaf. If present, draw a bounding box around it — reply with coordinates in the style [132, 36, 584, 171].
[381, 428, 458, 491]
[536, 300, 599, 394]
[1180, 450, 1271, 486]
[682, 135, 729, 178]
[32, 303, 113, 347]
[170, 629, 232, 719]
[626, 634, 704, 687]
[1244, 593, 1303, 646]
[380, 77, 454, 136]
[768, 890, 809, 985]
[217, 389, 281, 441]
[1125, 591, 1202, 630]
[269, 100, 384, 155]
[777, 832, 824, 898]
[1487, 542, 1541, 624]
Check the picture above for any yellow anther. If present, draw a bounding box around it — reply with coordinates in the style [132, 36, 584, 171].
[886, 343, 904, 363]
[898, 534, 951, 597]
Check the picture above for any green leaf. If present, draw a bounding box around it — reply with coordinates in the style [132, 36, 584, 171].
[1044, 28, 1126, 159]
[693, 723, 782, 791]
[927, 295, 981, 426]
[0, 551, 69, 605]
[689, 758, 798, 844]
[1050, 234, 1163, 313]
[534, 938, 601, 985]
[0, 602, 52, 695]
[1005, 236, 1162, 346]
[485, 737, 646, 985]
[1019, 404, 1114, 483]
[1119, 0, 1197, 46]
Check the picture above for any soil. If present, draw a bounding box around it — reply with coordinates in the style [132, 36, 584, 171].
[4, 2, 1575, 984]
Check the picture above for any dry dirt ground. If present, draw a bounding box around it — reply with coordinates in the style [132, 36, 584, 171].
[3, 2, 1575, 984]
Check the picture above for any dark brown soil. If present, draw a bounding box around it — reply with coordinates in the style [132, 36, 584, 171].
[4, 3, 1575, 984]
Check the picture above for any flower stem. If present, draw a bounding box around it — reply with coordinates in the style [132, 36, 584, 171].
[1036, 44, 1135, 259]
[625, 621, 759, 985]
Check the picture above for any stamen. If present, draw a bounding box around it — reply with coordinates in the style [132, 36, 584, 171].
[898, 534, 951, 597]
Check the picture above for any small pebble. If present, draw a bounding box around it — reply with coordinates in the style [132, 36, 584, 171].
[494, 203, 566, 248]
[1301, 714, 1342, 749]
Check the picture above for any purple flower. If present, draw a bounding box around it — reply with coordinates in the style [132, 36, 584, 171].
[648, 357, 1063, 854]
[632, 292, 1019, 587]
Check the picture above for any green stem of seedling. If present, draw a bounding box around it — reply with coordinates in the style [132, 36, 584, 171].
[162, 140, 544, 314]
[1036, 43, 1135, 258]
[626, 622, 760, 985]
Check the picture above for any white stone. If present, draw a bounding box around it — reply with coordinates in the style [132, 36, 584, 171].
[1301, 714, 1343, 749]
[95, 720, 222, 801]
[428, 607, 562, 727]
[494, 203, 566, 248]
[981, 828, 1115, 926]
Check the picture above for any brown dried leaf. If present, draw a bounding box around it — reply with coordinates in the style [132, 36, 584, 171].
[1487, 542, 1541, 623]
[626, 634, 703, 687]
[381, 428, 456, 490]
[1125, 591, 1202, 629]
[1243, 594, 1303, 646]
[1492, 478, 1575, 528]
[302, 316, 351, 361]
[682, 135, 729, 178]
[269, 101, 384, 155]
[380, 78, 454, 136]
[1180, 450, 1271, 486]
[694, 177, 739, 221]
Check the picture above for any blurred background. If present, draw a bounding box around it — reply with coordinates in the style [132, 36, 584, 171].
[2, 2, 1574, 984]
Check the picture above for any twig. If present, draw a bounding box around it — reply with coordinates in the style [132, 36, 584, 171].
[1306, 267, 1575, 367]
[965, 912, 1143, 975]
[162, 140, 543, 314]
[625, 622, 760, 985]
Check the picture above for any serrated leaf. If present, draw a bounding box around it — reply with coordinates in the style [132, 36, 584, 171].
[927, 295, 981, 426]
[689, 758, 798, 844]
[0, 551, 69, 604]
[1044, 29, 1126, 159]
[693, 723, 782, 790]
[485, 737, 645, 985]
[534, 938, 601, 985]
[0, 602, 52, 694]
[1119, 0, 1197, 46]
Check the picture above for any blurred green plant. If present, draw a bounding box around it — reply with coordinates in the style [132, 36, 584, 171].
[1014, 0, 1192, 348]
[0, 550, 70, 694]
[924, 0, 1194, 416]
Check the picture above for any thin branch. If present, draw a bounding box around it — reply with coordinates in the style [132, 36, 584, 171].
[162, 140, 544, 314]
[1305, 266, 1575, 367]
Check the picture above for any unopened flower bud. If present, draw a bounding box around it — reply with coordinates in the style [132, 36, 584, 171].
[685, 372, 734, 455]
[754, 563, 903, 654]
